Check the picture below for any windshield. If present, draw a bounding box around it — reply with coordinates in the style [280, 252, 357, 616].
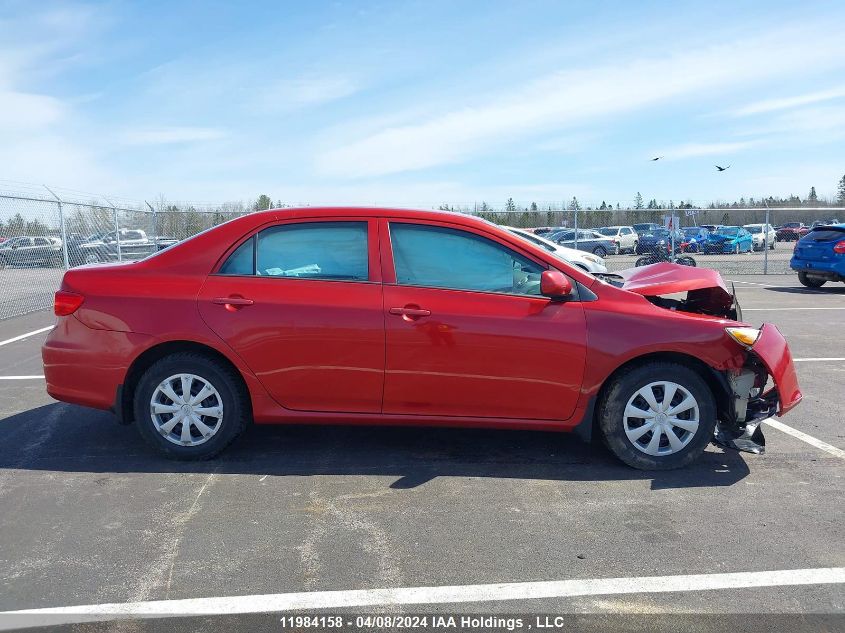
[719, 227, 740, 236]
[633, 224, 655, 231]
[745, 225, 763, 233]
[644, 229, 669, 238]
[596, 228, 618, 236]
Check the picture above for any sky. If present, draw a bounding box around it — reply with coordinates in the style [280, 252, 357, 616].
[1, 0, 845, 208]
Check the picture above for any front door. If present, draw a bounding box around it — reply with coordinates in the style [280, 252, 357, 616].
[198, 219, 385, 413]
[381, 220, 587, 421]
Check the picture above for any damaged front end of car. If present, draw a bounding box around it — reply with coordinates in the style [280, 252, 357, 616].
[609, 263, 803, 454]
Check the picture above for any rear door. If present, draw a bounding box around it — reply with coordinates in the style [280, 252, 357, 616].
[198, 218, 385, 413]
[381, 219, 587, 421]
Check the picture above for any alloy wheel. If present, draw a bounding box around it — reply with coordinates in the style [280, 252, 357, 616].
[623, 381, 700, 456]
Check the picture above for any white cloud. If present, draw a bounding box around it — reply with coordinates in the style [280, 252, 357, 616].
[656, 141, 761, 160]
[316, 29, 845, 178]
[731, 86, 845, 117]
[252, 76, 359, 112]
[119, 126, 228, 146]
[0, 90, 65, 132]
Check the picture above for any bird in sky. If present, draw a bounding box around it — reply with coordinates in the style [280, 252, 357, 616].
[651, 156, 664, 161]
[715, 165, 731, 172]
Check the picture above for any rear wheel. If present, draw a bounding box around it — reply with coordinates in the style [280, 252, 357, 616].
[676, 256, 696, 267]
[798, 272, 826, 288]
[635, 255, 656, 267]
[598, 362, 716, 470]
[133, 352, 250, 460]
[593, 246, 608, 257]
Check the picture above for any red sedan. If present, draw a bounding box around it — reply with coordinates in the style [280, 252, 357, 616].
[42, 208, 801, 469]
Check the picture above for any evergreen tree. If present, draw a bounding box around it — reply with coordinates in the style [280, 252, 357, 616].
[634, 192, 644, 209]
[599, 201, 607, 210]
[568, 197, 580, 211]
[505, 197, 516, 213]
[529, 202, 538, 211]
[807, 187, 818, 205]
[252, 194, 273, 211]
[838, 174, 845, 205]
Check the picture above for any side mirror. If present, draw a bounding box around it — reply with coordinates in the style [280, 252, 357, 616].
[541, 270, 573, 299]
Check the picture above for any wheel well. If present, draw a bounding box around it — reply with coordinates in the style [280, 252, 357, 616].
[119, 340, 251, 424]
[589, 351, 731, 440]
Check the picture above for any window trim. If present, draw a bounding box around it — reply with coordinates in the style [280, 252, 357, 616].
[211, 217, 380, 284]
[383, 219, 556, 299]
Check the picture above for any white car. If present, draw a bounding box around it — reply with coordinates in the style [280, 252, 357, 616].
[595, 226, 638, 254]
[743, 224, 776, 251]
[506, 227, 608, 274]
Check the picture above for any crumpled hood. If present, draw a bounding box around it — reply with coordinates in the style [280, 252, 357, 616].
[615, 262, 732, 303]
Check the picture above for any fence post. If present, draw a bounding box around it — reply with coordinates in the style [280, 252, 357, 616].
[763, 204, 770, 275]
[572, 201, 578, 250]
[106, 199, 122, 262]
[44, 185, 70, 270]
[145, 201, 158, 249]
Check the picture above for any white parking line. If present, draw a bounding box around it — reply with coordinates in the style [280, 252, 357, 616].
[793, 358, 845, 362]
[1, 567, 843, 629]
[0, 376, 45, 380]
[0, 326, 53, 348]
[764, 419, 845, 459]
[743, 307, 845, 311]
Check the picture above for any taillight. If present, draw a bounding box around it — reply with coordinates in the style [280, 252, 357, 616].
[834, 240, 845, 254]
[54, 290, 84, 316]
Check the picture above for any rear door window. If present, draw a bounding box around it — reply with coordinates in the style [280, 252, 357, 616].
[218, 221, 369, 280]
[806, 228, 845, 242]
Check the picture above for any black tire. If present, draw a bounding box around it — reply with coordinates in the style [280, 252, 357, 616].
[593, 246, 608, 257]
[133, 352, 250, 460]
[676, 256, 696, 267]
[598, 362, 717, 470]
[635, 256, 655, 267]
[631, 240, 638, 254]
[0, 256, 6, 270]
[769, 241, 775, 250]
[798, 272, 826, 288]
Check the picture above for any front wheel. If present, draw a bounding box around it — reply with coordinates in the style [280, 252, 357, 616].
[798, 272, 826, 288]
[598, 362, 716, 470]
[676, 256, 696, 267]
[593, 246, 608, 257]
[769, 241, 775, 250]
[133, 352, 251, 460]
[635, 256, 656, 267]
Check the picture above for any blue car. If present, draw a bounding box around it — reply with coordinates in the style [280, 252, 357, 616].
[702, 226, 753, 254]
[790, 223, 845, 288]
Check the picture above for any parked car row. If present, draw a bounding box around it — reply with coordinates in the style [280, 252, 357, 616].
[529, 224, 777, 257]
[0, 230, 177, 269]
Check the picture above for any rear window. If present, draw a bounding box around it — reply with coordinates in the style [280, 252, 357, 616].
[804, 228, 845, 242]
[596, 228, 617, 236]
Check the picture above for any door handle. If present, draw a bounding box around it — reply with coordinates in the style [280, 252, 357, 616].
[212, 296, 254, 311]
[389, 306, 431, 317]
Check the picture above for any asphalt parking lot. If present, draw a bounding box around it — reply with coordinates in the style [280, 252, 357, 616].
[0, 274, 843, 630]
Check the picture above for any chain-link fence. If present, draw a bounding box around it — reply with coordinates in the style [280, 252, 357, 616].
[0, 190, 253, 320]
[1, 188, 843, 321]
